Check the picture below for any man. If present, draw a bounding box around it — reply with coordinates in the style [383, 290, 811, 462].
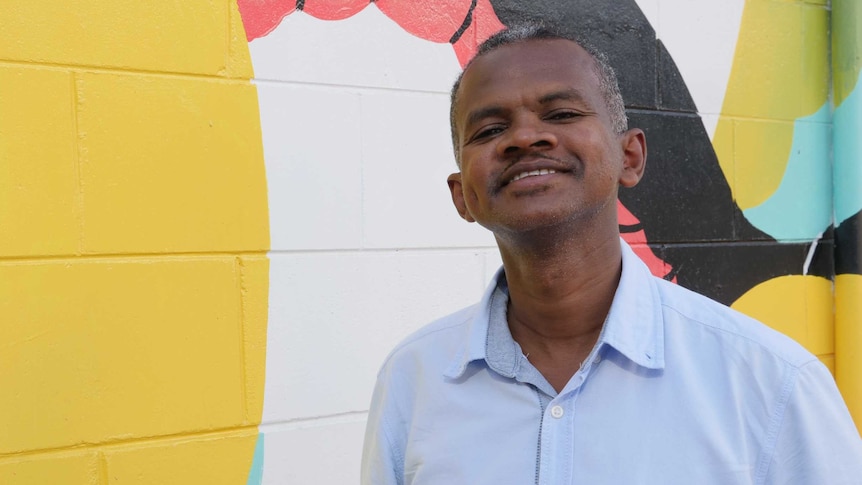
[361, 23, 862, 484]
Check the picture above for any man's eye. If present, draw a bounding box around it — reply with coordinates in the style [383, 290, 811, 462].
[472, 126, 505, 141]
[546, 110, 580, 120]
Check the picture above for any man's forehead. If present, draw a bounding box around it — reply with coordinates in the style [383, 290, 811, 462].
[456, 39, 601, 107]
[466, 38, 595, 78]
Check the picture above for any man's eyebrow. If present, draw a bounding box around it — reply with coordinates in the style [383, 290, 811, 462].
[538, 89, 589, 105]
[463, 89, 590, 130]
[464, 106, 507, 130]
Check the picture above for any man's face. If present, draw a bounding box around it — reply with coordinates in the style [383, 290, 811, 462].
[448, 39, 644, 238]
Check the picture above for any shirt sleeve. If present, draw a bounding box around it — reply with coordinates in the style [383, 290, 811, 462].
[763, 360, 862, 484]
[361, 372, 402, 485]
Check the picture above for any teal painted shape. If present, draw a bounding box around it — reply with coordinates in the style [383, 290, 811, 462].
[246, 432, 265, 485]
[834, 79, 862, 225]
[742, 103, 832, 241]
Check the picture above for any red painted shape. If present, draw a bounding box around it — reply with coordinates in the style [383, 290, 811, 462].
[304, 0, 371, 20]
[237, 0, 297, 41]
[617, 200, 640, 228]
[618, 201, 676, 282]
[629, 242, 677, 283]
[376, 0, 473, 43]
[451, 0, 505, 66]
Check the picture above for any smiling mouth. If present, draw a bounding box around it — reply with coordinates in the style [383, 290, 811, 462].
[510, 169, 557, 183]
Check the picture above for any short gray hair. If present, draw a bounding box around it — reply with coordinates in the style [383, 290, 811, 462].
[449, 22, 628, 166]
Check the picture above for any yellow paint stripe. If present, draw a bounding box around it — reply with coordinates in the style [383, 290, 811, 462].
[0, 66, 78, 256]
[731, 275, 833, 357]
[836, 274, 862, 434]
[0, 258, 246, 454]
[713, 0, 829, 207]
[76, 71, 268, 254]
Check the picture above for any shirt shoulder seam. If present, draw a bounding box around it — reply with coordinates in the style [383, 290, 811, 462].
[378, 400, 405, 483]
[753, 363, 802, 483]
[659, 302, 817, 368]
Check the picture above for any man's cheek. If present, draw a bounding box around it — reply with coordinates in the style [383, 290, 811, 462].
[462, 187, 482, 223]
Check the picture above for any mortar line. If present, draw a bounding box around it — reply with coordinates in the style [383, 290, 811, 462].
[250, 77, 452, 96]
[236, 256, 250, 424]
[70, 71, 85, 256]
[0, 59, 248, 83]
[258, 410, 369, 432]
[98, 451, 109, 484]
[358, 92, 367, 248]
[0, 425, 261, 461]
[224, 0, 232, 78]
[0, 250, 269, 263]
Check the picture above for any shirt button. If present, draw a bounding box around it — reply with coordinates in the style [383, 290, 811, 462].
[550, 405, 564, 418]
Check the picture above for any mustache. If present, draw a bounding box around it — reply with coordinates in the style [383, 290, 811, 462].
[490, 154, 581, 193]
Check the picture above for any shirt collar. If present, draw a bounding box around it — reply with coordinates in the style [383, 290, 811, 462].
[443, 238, 665, 379]
[443, 266, 504, 379]
[603, 239, 665, 369]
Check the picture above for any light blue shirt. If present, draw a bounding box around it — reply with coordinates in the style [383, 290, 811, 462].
[362, 240, 862, 484]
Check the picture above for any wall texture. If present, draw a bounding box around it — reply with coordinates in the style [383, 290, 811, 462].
[1, 0, 859, 484]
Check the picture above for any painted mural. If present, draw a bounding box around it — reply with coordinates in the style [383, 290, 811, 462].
[833, 0, 862, 442]
[236, 0, 858, 483]
[0, 0, 858, 484]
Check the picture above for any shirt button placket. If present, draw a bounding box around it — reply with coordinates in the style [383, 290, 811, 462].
[550, 405, 564, 419]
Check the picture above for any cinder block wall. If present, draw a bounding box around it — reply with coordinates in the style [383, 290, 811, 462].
[0, 2, 269, 483]
[2, 1, 858, 484]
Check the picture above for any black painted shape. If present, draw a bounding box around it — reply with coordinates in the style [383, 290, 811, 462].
[295, 0, 305, 11]
[809, 227, 835, 279]
[449, 0, 478, 44]
[621, 110, 760, 243]
[483, 0, 832, 302]
[489, 0, 657, 109]
[732, 210, 776, 243]
[657, 241, 832, 305]
[657, 40, 696, 112]
[835, 209, 862, 275]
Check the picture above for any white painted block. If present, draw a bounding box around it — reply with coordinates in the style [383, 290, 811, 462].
[248, 6, 462, 93]
[261, 418, 367, 485]
[700, 113, 720, 142]
[483, 249, 504, 286]
[360, 90, 496, 249]
[262, 250, 487, 423]
[257, 83, 363, 250]
[656, 0, 745, 116]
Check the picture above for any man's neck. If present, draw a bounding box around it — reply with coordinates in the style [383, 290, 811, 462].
[498, 231, 623, 393]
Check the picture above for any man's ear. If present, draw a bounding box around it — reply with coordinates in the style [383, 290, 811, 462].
[619, 128, 647, 188]
[447, 172, 476, 223]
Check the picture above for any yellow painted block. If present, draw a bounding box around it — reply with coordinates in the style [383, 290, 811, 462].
[818, 354, 835, 375]
[0, 258, 245, 454]
[104, 430, 258, 485]
[798, 5, 830, 111]
[0, 66, 78, 257]
[76, 72, 268, 254]
[732, 119, 793, 210]
[722, 1, 829, 120]
[0, 1, 227, 75]
[711, 117, 735, 192]
[835, 274, 862, 433]
[732, 275, 833, 356]
[228, 0, 255, 79]
[240, 256, 269, 425]
[833, 0, 861, 106]
[0, 451, 99, 485]
[775, 0, 829, 6]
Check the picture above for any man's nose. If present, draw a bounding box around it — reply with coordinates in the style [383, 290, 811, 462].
[499, 116, 558, 156]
